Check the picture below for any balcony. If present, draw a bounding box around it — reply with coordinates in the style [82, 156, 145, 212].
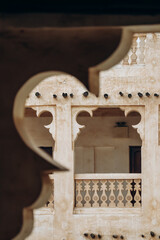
[75, 174, 141, 209]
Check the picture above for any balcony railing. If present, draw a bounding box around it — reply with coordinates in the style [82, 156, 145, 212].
[75, 174, 141, 208]
[121, 34, 146, 66]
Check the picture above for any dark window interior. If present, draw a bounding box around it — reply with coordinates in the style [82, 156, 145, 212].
[130, 146, 141, 173]
[39, 147, 52, 157]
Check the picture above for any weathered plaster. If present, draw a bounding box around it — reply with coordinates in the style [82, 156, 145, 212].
[25, 33, 160, 240]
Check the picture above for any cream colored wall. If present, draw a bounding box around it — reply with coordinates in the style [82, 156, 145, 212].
[25, 33, 160, 240]
[75, 116, 141, 173]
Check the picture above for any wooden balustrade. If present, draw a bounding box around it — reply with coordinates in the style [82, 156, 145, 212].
[75, 174, 141, 208]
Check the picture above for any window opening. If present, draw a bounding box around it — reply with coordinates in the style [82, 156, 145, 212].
[75, 108, 141, 174]
[74, 108, 142, 208]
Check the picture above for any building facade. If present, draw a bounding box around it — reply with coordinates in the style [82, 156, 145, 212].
[25, 33, 160, 240]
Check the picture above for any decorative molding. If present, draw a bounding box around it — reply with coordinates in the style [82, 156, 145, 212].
[32, 106, 56, 141]
[72, 107, 97, 145]
[120, 106, 145, 141]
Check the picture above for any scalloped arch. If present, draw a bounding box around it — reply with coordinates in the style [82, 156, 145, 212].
[120, 106, 145, 141]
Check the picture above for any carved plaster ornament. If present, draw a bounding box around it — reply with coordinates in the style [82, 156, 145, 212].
[72, 107, 97, 146]
[120, 106, 145, 141]
[32, 106, 56, 141]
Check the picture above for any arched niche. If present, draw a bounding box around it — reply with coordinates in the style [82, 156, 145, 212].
[73, 107, 142, 174]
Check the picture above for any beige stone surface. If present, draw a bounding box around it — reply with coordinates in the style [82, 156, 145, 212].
[25, 33, 160, 239]
[26, 209, 54, 240]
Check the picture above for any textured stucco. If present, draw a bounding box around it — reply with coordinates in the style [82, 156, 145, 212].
[26, 33, 160, 240]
